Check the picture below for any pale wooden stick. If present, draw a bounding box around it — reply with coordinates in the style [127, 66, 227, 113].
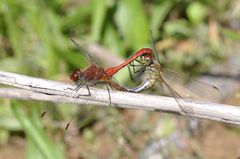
[0, 71, 240, 125]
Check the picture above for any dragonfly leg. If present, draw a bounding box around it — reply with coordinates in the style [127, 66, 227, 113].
[128, 62, 146, 82]
[130, 59, 145, 74]
[106, 84, 112, 106]
[85, 85, 91, 97]
[127, 65, 135, 82]
[72, 80, 91, 98]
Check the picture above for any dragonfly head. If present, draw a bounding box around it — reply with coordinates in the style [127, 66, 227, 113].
[70, 68, 84, 82]
[140, 49, 153, 66]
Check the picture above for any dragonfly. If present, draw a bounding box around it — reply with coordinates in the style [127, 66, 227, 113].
[54, 38, 154, 130]
[125, 31, 221, 115]
[69, 39, 153, 102]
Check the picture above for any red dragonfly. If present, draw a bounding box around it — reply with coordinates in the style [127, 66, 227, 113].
[69, 38, 153, 101]
[42, 39, 153, 130]
[125, 31, 221, 115]
[61, 39, 153, 130]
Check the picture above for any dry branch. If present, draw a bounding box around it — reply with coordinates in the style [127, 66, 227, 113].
[0, 71, 240, 126]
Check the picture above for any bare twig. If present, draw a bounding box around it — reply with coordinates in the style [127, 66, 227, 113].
[0, 71, 240, 125]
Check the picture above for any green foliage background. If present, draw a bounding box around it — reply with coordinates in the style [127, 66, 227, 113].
[0, 0, 239, 158]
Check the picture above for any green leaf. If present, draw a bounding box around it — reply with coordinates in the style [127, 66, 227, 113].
[115, 0, 149, 50]
[102, 23, 125, 56]
[11, 101, 64, 159]
[90, 0, 108, 42]
[222, 28, 240, 41]
[150, 1, 173, 36]
[61, 4, 91, 31]
[164, 19, 192, 38]
[187, 2, 208, 25]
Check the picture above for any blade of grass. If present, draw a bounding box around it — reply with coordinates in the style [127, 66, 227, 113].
[150, 1, 173, 36]
[3, 1, 24, 59]
[90, 0, 108, 42]
[115, 0, 149, 50]
[26, 137, 45, 159]
[11, 101, 64, 159]
[61, 4, 91, 31]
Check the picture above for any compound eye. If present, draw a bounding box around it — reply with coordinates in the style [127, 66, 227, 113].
[144, 55, 151, 61]
[142, 54, 153, 65]
[70, 68, 82, 82]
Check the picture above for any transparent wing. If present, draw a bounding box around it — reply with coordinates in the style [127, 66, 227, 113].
[162, 69, 222, 102]
[150, 30, 161, 65]
[70, 38, 99, 66]
[148, 31, 221, 102]
[40, 79, 94, 137]
[147, 68, 193, 115]
[160, 79, 193, 115]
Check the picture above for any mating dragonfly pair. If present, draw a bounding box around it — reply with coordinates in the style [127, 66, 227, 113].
[69, 32, 221, 117]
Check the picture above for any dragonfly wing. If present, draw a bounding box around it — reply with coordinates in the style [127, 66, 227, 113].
[41, 78, 95, 137]
[150, 30, 161, 65]
[70, 38, 99, 66]
[160, 79, 193, 115]
[162, 69, 222, 102]
[146, 67, 191, 114]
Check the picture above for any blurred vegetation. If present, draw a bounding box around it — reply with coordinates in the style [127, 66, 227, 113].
[0, 0, 240, 158]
